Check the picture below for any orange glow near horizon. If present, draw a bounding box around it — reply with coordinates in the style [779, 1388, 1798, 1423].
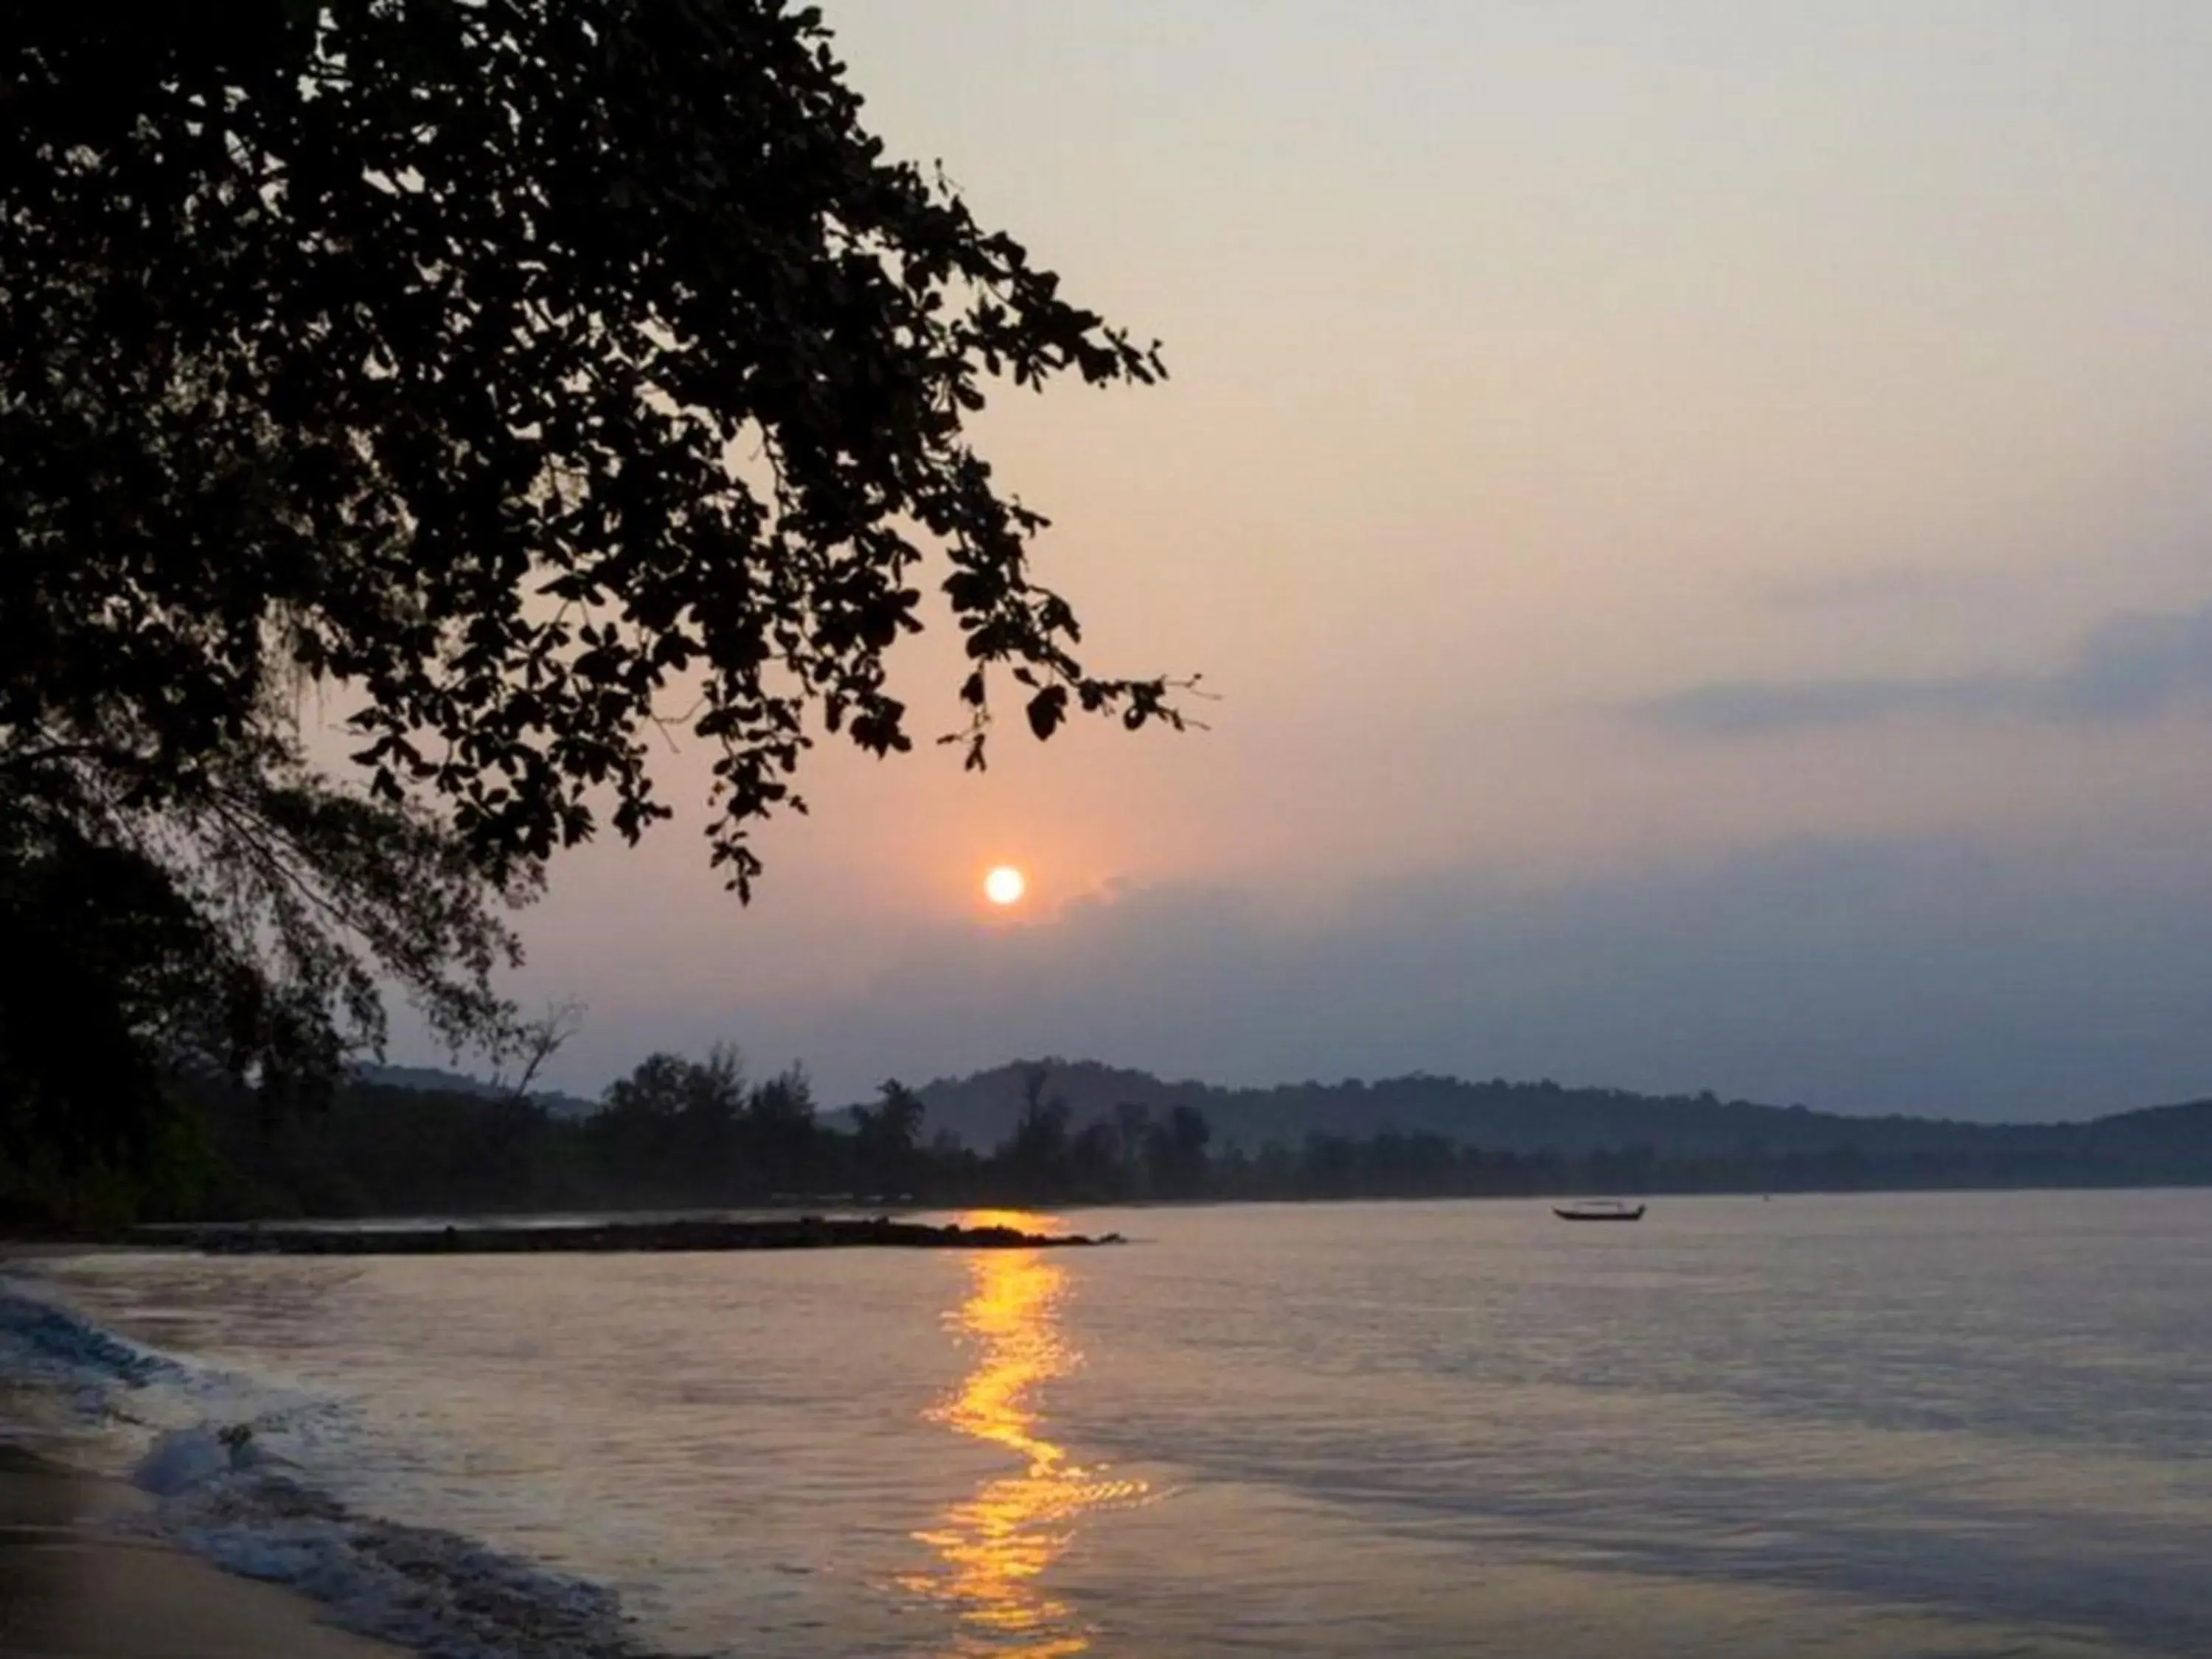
[900, 1214, 1150, 1655]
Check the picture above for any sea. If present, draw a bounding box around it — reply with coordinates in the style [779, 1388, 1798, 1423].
[4, 1190, 2211, 1659]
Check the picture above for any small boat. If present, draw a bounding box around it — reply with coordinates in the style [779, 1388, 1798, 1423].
[1552, 1199, 1646, 1222]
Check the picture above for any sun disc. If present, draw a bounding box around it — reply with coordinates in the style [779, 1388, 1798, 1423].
[984, 865, 1026, 906]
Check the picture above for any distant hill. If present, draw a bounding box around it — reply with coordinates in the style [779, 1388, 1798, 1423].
[908, 1057, 2212, 1172]
[355, 1063, 600, 1122]
[357, 1055, 2212, 1181]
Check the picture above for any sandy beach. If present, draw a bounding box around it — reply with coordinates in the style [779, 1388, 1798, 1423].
[0, 1447, 400, 1659]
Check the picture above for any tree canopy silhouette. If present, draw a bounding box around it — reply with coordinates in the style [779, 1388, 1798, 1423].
[0, 0, 1179, 1188]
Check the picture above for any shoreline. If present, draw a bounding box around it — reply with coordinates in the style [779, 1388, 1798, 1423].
[0, 1447, 407, 1659]
[1, 1279, 651, 1659]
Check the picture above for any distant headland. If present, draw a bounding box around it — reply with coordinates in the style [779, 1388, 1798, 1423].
[140, 1214, 1121, 1256]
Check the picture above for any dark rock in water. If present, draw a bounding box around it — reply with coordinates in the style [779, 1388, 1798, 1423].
[136, 1215, 1122, 1257]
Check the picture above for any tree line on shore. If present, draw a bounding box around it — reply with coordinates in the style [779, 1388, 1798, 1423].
[7, 1047, 2206, 1230]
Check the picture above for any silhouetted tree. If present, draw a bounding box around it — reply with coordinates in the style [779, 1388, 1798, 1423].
[1112, 1100, 1153, 1195]
[1145, 1103, 1213, 1198]
[675, 1046, 748, 1180]
[1068, 1122, 1123, 1200]
[492, 1001, 588, 1101]
[1004, 1068, 1074, 1192]
[742, 1067, 819, 1196]
[1, 1, 1183, 1203]
[852, 1079, 927, 1194]
[591, 1053, 688, 1186]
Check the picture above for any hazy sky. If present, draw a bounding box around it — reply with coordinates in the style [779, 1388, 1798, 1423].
[408, 1, 2212, 1119]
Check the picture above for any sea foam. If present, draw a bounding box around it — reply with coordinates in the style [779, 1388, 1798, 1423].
[1, 1276, 684, 1659]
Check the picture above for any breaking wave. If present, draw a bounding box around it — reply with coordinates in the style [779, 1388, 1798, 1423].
[0, 1278, 686, 1659]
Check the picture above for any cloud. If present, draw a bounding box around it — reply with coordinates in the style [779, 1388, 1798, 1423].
[2056, 606, 2212, 720]
[1641, 600, 2212, 735]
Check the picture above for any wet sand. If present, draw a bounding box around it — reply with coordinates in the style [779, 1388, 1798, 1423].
[0, 1448, 400, 1659]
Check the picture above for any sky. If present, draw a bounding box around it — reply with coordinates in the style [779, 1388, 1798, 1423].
[408, 1, 2212, 1120]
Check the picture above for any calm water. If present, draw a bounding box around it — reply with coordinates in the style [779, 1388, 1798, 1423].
[23, 1191, 2212, 1658]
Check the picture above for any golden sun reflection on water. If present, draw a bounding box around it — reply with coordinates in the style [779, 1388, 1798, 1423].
[902, 1212, 1150, 1657]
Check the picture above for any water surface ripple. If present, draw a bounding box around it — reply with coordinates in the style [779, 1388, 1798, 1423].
[26, 1190, 2212, 1658]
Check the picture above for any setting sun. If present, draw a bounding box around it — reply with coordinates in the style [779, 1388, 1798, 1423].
[983, 866, 1027, 907]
